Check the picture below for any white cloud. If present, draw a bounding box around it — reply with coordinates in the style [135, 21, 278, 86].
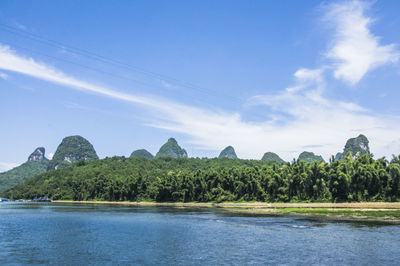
[0, 44, 173, 110]
[247, 68, 399, 160]
[324, 0, 400, 85]
[0, 72, 8, 80]
[1, 0, 400, 164]
[0, 162, 19, 172]
[150, 66, 400, 160]
[286, 68, 325, 93]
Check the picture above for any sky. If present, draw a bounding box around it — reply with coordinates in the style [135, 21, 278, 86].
[1, 0, 400, 171]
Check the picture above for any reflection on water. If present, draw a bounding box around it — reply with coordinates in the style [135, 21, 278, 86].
[0, 202, 399, 265]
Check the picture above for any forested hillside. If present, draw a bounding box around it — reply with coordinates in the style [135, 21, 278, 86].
[4, 154, 400, 203]
[0, 147, 49, 193]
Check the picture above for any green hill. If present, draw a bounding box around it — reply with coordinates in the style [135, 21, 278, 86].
[0, 147, 49, 193]
[340, 134, 370, 159]
[4, 154, 400, 203]
[218, 146, 237, 159]
[130, 149, 154, 159]
[155, 138, 188, 159]
[298, 151, 324, 163]
[261, 152, 285, 163]
[47, 135, 98, 170]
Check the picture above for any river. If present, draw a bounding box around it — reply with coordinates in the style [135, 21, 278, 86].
[0, 202, 399, 265]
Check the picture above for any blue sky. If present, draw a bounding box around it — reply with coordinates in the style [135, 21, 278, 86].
[1, 0, 400, 171]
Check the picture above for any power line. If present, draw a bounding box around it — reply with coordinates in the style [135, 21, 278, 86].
[0, 23, 240, 102]
[3, 41, 169, 91]
[3, 40, 244, 107]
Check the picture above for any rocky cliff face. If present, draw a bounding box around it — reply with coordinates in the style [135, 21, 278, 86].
[47, 135, 98, 170]
[340, 134, 370, 159]
[130, 149, 154, 159]
[155, 138, 188, 159]
[28, 147, 47, 162]
[261, 152, 285, 163]
[218, 146, 237, 159]
[298, 151, 325, 163]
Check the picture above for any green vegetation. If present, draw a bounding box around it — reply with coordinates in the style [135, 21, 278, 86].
[340, 134, 370, 160]
[218, 146, 237, 159]
[4, 154, 400, 203]
[268, 208, 400, 219]
[0, 147, 49, 193]
[261, 152, 285, 164]
[130, 149, 154, 159]
[155, 138, 188, 159]
[224, 207, 400, 221]
[0, 160, 49, 193]
[298, 151, 325, 163]
[47, 135, 98, 170]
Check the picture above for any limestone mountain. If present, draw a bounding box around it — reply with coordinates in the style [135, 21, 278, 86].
[340, 134, 370, 159]
[130, 149, 154, 160]
[47, 135, 98, 170]
[218, 146, 237, 159]
[155, 138, 188, 159]
[261, 152, 285, 164]
[298, 151, 324, 163]
[28, 147, 46, 162]
[0, 147, 49, 193]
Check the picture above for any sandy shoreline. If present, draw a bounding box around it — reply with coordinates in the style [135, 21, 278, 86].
[54, 200, 400, 209]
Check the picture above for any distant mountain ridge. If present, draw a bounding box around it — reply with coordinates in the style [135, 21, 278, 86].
[0, 136, 99, 193]
[1, 134, 382, 196]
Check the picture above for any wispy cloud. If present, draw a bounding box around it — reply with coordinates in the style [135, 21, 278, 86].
[0, 41, 399, 160]
[0, 1, 399, 161]
[324, 0, 400, 85]
[0, 72, 8, 80]
[13, 21, 26, 30]
[160, 80, 177, 89]
[0, 44, 169, 109]
[248, 68, 399, 159]
[286, 68, 325, 93]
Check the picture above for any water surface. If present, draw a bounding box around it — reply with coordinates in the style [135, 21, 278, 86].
[0, 202, 399, 265]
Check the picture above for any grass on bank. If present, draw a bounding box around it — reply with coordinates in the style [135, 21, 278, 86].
[224, 207, 400, 221]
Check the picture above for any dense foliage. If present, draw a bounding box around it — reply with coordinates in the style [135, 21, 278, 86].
[48, 135, 98, 170]
[4, 154, 400, 203]
[261, 152, 285, 163]
[155, 138, 188, 159]
[0, 160, 49, 193]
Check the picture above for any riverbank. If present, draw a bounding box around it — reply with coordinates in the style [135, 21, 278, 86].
[54, 200, 400, 208]
[54, 201, 400, 223]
